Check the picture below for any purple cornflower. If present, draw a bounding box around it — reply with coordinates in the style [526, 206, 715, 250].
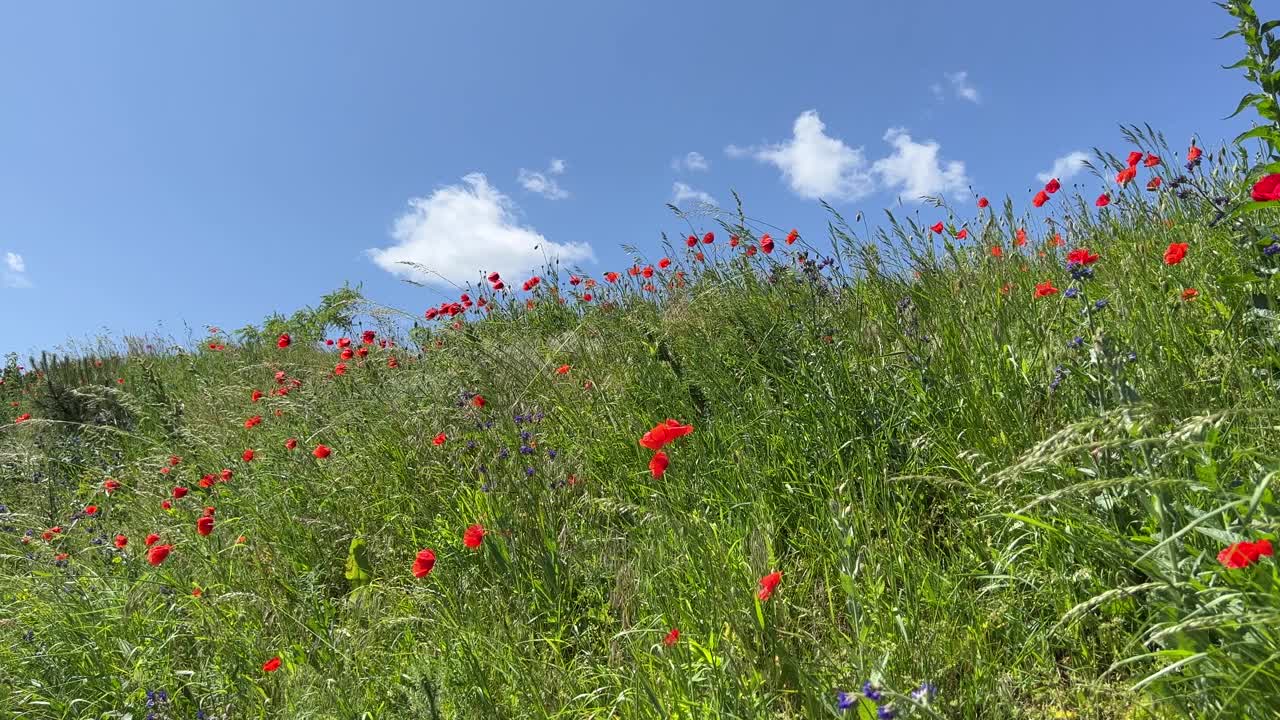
[836, 690, 855, 711]
[497, 448, 510, 460]
[877, 705, 896, 719]
[910, 682, 937, 703]
[862, 681, 882, 701]
[1069, 336, 1084, 349]
[520, 431, 532, 442]
[1093, 298, 1109, 311]
[1064, 287, 1080, 299]
[547, 449, 558, 460]
[519, 445, 534, 455]
[525, 467, 535, 477]
[1264, 243, 1280, 257]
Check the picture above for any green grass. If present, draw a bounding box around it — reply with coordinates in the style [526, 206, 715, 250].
[6, 99, 1280, 720]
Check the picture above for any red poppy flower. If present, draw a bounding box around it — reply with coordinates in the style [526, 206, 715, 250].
[312, 444, 332, 459]
[1251, 174, 1280, 202]
[198, 475, 214, 489]
[280, 438, 295, 452]
[1163, 242, 1189, 265]
[745, 245, 757, 256]
[758, 570, 782, 600]
[250, 389, 264, 404]
[1143, 154, 1161, 168]
[432, 432, 447, 447]
[1096, 193, 1111, 207]
[682, 234, 696, 248]
[729, 235, 740, 247]
[1218, 539, 1274, 569]
[785, 229, 799, 245]
[387, 356, 399, 369]
[930, 222, 944, 234]
[556, 364, 571, 375]
[639, 419, 695, 450]
[219, 468, 233, 482]
[1033, 190, 1049, 207]
[412, 548, 436, 578]
[202, 506, 215, 517]
[693, 252, 704, 263]
[147, 544, 173, 566]
[262, 656, 281, 673]
[487, 271, 501, 283]
[114, 534, 127, 549]
[1066, 248, 1099, 265]
[1182, 288, 1199, 301]
[161, 499, 172, 510]
[104, 479, 121, 494]
[361, 330, 376, 345]
[244, 415, 262, 429]
[1125, 151, 1143, 167]
[760, 235, 775, 254]
[1116, 166, 1137, 186]
[582, 293, 593, 302]
[340, 348, 354, 361]
[990, 245, 1003, 258]
[1147, 177, 1162, 191]
[196, 515, 214, 537]
[703, 232, 715, 244]
[648, 450, 669, 478]
[663, 628, 680, 647]
[658, 257, 672, 270]
[956, 228, 968, 240]
[356, 347, 369, 359]
[1044, 178, 1061, 194]
[604, 271, 620, 283]
[242, 449, 255, 463]
[325, 339, 335, 346]
[276, 333, 291, 349]
[463, 524, 486, 549]
[173, 486, 189, 499]
[1015, 228, 1028, 247]
[85, 505, 98, 515]
[160, 466, 171, 476]
[192, 586, 202, 597]
[15, 413, 31, 423]
[169, 455, 182, 466]
[1034, 280, 1059, 298]
[334, 363, 347, 376]
[54, 552, 68, 563]
[1187, 144, 1203, 164]
[977, 196, 989, 208]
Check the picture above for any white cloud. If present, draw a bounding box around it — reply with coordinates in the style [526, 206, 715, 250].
[729, 110, 876, 201]
[368, 173, 593, 285]
[872, 128, 970, 200]
[728, 111, 969, 204]
[517, 158, 569, 200]
[945, 71, 980, 104]
[1037, 151, 1091, 183]
[671, 182, 716, 208]
[2, 252, 30, 289]
[672, 151, 708, 172]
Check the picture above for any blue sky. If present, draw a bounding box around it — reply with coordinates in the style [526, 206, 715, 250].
[0, 1, 1252, 355]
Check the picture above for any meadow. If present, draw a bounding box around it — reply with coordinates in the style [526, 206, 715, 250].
[5, 3, 1280, 718]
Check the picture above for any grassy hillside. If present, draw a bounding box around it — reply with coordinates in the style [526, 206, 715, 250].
[6, 7, 1280, 719]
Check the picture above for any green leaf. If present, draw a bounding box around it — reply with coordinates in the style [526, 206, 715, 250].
[1235, 125, 1280, 146]
[344, 536, 373, 588]
[1262, 19, 1280, 34]
[1218, 273, 1265, 288]
[1227, 92, 1265, 119]
[1230, 200, 1280, 217]
[1257, 97, 1280, 123]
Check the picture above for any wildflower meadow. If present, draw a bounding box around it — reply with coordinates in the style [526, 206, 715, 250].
[7, 2, 1280, 718]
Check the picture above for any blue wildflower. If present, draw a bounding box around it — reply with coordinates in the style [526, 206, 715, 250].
[836, 690, 855, 711]
[1265, 243, 1280, 257]
[520, 431, 532, 442]
[547, 449, 558, 460]
[519, 445, 534, 455]
[877, 705, 897, 719]
[525, 467, 535, 477]
[497, 448, 510, 460]
[862, 681, 882, 701]
[1093, 298, 1109, 311]
[1069, 336, 1084, 349]
[1064, 287, 1079, 299]
[910, 682, 937, 703]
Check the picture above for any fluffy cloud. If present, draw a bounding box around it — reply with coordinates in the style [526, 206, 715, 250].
[728, 110, 876, 201]
[729, 111, 968, 203]
[671, 182, 716, 208]
[872, 128, 970, 200]
[2, 251, 30, 289]
[672, 151, 709, 172]
[368, 173, 593, 285]
[945, 71, 980, 103]
[517, 158, 569, 200]
[1037, 151, 1091, 183]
